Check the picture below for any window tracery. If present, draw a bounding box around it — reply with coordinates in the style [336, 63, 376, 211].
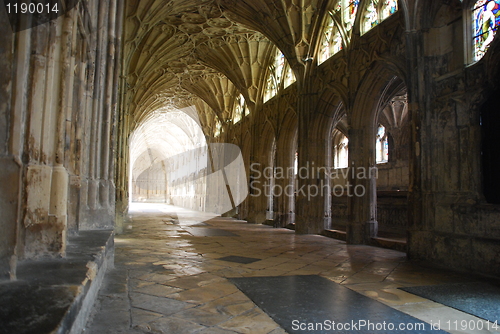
[345, 0, 360, 32]
[264, 50, 296, 102]
[318, 14, 343, 64]
[362, 0, 398, 34]
[318, 0, 372, 64]
[233, 94, 247, 124]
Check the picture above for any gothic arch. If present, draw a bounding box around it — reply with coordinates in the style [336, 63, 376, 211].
[352, 61, 407, 130]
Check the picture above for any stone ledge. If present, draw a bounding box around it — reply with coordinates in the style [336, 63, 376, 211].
[322, 229, 347, 241]
[370, 236, 407, 252]
[0, 230, 114, 334]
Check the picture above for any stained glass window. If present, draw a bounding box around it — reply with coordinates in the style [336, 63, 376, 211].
[344, 0, 360, 32]
[319, 14, 343, 64]
[380, 0, 398, 20]
[264, 50, 295, 102]
[473, 0, 500, 61]
[362, 0, 398, 34]
[363, 0, 379, 33]
[333, 0, 342, 12]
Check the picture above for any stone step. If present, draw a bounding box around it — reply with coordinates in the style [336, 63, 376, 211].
[370, 236, 407, 252]
[0, 230, 114, 334]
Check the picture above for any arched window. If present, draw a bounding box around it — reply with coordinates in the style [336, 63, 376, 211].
[472, 0, 500, 61]
[317, 0, 366, 64]
[263, 73, 278, 102]
[376, 124, 389, 163]
[318, 14, 343, 64]
[362, 0, 398, 34]
[264, 50, 296, 102]
[233, 94, 247, 124]
[333, 130, 349, 168]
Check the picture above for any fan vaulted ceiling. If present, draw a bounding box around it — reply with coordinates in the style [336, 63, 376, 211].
[124, 0, 327, 132]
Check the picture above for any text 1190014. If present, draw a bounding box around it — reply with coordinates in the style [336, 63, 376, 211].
[6, 2, 58, 14]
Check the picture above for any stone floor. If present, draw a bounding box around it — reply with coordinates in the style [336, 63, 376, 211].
[84, 203, 500, 334]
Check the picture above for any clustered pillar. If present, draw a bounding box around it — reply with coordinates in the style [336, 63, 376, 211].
[0, 0, 123, 279]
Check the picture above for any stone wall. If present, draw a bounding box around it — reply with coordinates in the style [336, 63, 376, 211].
[406, 0, 500, 276]
[0, 8, 16, 278]
[0, 0, 123, 278]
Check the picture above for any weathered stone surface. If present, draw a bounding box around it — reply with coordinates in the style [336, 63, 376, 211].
[0, 231, 113, 334]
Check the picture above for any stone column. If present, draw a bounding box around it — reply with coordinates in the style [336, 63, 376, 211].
[274, 131, 297, 227]
[246, 122, 273, 224]
[87, 0, 109, 215]
[98, 0, 118, 224]
[23, 17, 61, 257]
[295, 92, 331, 234]
[346, 126, 378, 244]
[48, 10, 77, 256]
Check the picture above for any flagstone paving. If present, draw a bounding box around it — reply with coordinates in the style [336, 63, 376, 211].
[84, 204, 500, 334]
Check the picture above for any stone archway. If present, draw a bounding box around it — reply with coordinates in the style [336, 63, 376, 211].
[348, 61, 408, 244]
